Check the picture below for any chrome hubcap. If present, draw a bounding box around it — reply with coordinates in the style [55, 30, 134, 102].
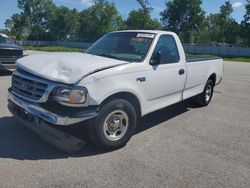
[103, 110, 129, 141]
[205, 85, 212, 102]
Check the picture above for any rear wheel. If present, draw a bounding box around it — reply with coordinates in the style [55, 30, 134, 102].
[87, 99, 137, 150]
[195, 80, 214, 106]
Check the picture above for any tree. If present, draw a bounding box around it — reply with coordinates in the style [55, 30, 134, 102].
[160, 0, 205, 43]
[6, 0, 81, 41]
[48, 7, 79, 40]
[241, 0, 250, 46]
[17, 0, 56, 40]
[125, 0, 162, 30]
[3, 0, 247, 45]
[190, 18, 212, 44]
[5, 0, 56, 40]
[77, 0, 124, 42]
[5, 14, 29, 40]
[205, 1, 240, 45]
[220, 1, 233, 19]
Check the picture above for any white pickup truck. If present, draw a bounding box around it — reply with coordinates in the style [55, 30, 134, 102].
[8, 30, 223, 150]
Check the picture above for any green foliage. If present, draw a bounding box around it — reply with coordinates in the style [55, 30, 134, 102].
[160, 0, 245, 45]
[125, 0, 162, 30]
[17, 0, 56, 40]
[241, 0, 250, 46]
[5, 0, 123, 42]
[5, 13, 29, 40]
[220, 1, 233, 19]
[160, 0, 205, 42]
[3, 0, 250, 47]
[224, 57, 250, 63]
[76, 0, 123, 42]
[205, 1, 240, 45]
[48, 7, 79, 40]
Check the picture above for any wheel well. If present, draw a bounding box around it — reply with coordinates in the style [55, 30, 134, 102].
[208, 73, 216, 86]
[100, 92, 141, 117]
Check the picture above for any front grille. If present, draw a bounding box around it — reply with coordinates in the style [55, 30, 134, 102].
[0, 49, 23, 57]
[12, 74, 48, 101]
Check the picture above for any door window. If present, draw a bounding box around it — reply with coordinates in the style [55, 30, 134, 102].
[152, 35, 180, 64]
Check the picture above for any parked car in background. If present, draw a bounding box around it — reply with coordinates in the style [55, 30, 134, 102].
[0, 33, 23, 70]
[8, 30, 223, 151]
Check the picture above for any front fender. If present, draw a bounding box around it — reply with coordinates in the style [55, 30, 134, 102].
[78, 74, 146, 114]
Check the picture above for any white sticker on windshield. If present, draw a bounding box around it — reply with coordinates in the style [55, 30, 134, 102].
[136, 33, 155, 38]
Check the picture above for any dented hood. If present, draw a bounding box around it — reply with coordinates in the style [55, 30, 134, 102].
[16, 52, 128, 84]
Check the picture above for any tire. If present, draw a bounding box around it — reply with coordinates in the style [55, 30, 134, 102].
[195, 79, 214, 107]
[87, 99, 137, 150]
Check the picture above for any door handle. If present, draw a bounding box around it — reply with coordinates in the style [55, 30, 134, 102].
[179, 69, 185, 75]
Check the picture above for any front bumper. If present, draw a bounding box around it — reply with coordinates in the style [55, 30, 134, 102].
[0, 58, 17, 69]
[8, 91, 98, 126]
[0, 63, 16, 69]
[0, 56, 24, 69]
[8, 96, 86, 153]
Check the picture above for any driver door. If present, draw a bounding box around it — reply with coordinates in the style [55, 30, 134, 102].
[145, 35, 186, 107]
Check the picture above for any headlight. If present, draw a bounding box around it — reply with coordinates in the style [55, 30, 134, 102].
[53, 87, 88, 106]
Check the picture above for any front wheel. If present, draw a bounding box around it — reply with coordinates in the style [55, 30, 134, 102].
[87, 99, 137, 150]
[195, 80, 214, 106]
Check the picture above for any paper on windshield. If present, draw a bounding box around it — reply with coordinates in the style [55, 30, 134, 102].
[136, 33, 155, 38]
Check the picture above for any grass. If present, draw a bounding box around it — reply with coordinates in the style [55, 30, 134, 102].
[224, 57, 250, 63]
[186, 53, 250, 63]
[23, 45, 84, 52]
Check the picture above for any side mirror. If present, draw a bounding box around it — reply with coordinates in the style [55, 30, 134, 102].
[150, 50, 161, 66]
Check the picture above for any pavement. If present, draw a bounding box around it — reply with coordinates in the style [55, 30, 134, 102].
[0, 61, 250, 188]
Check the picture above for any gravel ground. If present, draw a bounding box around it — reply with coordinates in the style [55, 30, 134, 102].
[0, 61, 250, 188]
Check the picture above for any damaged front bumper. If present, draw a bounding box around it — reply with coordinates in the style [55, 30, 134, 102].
[7, 91, 99, 153]
[8, 91, 98, 126]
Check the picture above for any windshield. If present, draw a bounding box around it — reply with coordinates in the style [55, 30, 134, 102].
[86, 32, 155, 62]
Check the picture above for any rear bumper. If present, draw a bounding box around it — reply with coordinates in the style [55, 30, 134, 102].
[8, 91, 98, 126]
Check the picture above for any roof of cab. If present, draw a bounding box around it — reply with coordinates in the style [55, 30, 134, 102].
[111, 30, 176, 35]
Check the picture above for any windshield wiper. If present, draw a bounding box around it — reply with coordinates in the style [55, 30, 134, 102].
[95, 53, 122, 61]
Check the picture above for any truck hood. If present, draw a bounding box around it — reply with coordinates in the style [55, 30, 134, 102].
[16, 52, 128, 84]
